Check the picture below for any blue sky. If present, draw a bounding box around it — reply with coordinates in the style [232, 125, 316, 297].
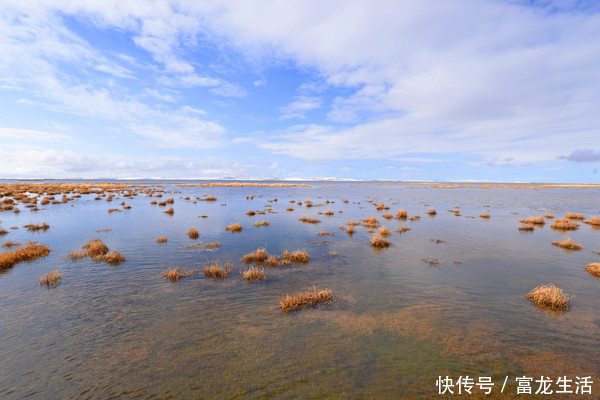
[1, 0, 599, 182]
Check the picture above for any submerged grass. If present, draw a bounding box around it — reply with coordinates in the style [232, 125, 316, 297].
[203, 262, 234, 279]
[299, 217, 321, 224]
[104, 250, 126, 265]
[241, 267, 266, 281]
[162, 267, 198, 282]
[225, 223, 242, 232]
[525, 284, 573, 311]
[280, 286, 334, 314]
[40, 269, 62, 287]
[241, 248, 269, 264]
[585, 263, 600, 278]
[155, 236, 168, 243]
[24, 222, 50, 232]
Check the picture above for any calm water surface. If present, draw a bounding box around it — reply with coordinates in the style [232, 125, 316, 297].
[1, 182, 599, 399]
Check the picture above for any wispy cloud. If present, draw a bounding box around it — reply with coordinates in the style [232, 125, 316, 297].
[279, 96, 322, 119]
[560, 149, 600, 163]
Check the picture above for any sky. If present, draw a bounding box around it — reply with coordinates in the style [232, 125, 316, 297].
[1, 0, 599, 182]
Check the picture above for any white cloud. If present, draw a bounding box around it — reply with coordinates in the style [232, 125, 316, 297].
[0, 127, 70, 141]
[279, 96, 322, 119]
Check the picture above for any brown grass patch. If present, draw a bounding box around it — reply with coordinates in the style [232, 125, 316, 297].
[317, 231, 332, 236]
[518, 224, 535, 231]
[396, 210, 408, 220]
[286, 208, 294, 211]
[0, 227, 8, 235]
[200, 196, 217, 201]
[155, 236, 168, 243]
[378, 227, 391, 237]
[282, 249, 310, 264]
[585, 263, 600, 278]
[323, 210, 334, 216]
[104, 250, 126, 265]
[24, 222, 50, 231]
[520, 217, 545, 225]
[545, 213, 554, 219]
[583, 216, 600, 226]
[187, 228, 199, 239]
[203, 262, 233, 278]
[362, 216, 379, 228]
[164, 207, 174, 215]
[82, 238, 109, 258]
[1, 241, 20, 248]
[246, 210, 256, 216]
[225, 222, 242, 232]
[253, 220, 270, 227]
[370, 234, 390, 248]
[162, 267, 198, 282]
[422, 257, 445, 266]
[241, 248, 269, 264]
[241, 267, 266, 281]
[40, 269, 62, 287]
[428, 208, 437, 216]
[67, 250, 86, 261]
[396, 226, 411, 233]
[525, 284, 573, 311]
[551, 237, 582, 251]
[565, 212, 584, 220]
[280, 286, 334, 314]
[382, 213, 393, 219]
[551, 218, 579, 231]
[480, 213, 490, 218]
[0, 242, 51, 270]
[299, 217, 321, 224]
[108, 208, 122, 213]
[409, 215, 421, 221]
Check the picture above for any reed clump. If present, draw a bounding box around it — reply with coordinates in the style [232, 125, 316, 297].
[583, 216, 600, 226]
[545, 213, 554, 219]
[551, 218, 579, 231]
[525, 284, 573, 311]
[200, 196, 217, 201]
[67, 250, 86, 261]
[246, 210, 256, 216]
[253, 220, 270, 227]
[241, 267, 266, 281]
[520, 217, 544, 225]
[585, 263, 600, 278]
[104, 250, 126, 265]
[551, 238, 582, 251]
[82, 238, 109, 258]
[155, 236, 168, 243]
[286, 208, 294, 211]
[0, 227, 8, 235]
[565, 212, 584, 220]
[396, 227, 411, 233]
[203, 262, 233, 279]
[241, 248, 269, 264]
[299, 217, 321, 224]
[282, 249, 310, 264]
[428, 208, 437, 216]
[362, 216, 379, 228]
[187, 228, 200, 239]
[40, 269, 62, 287]
[24, 222, 50, 232]
[0, 241, 51, 270]
[396, 210, 408, 220]
[382, 213, 393, 219]
[370, 234, 390, 248]
[280, 286, 334, 314]
[225, 223, 242, 232]
[164, 207, 174, 215]
[379, 227, 391, 237]
[1, 241, 20, 248]
[108, 208, 122, 213]
[162, 267, 198, 282]
[518, 224, 535, 231]
[480, 213, 490, 218]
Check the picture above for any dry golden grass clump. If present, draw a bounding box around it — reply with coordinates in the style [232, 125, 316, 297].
[265, 255, 285, 266]
[108, 208, 122, 213]
[0, 241, 51, 270]
[551, 238, 583, 251]
[583, 216, 600, 226]
[82, 238, 109, 258]
[187, 228, 200, 239]
[225, 222, 242, 232]
[164, 207, 174, 215]
[545, 213, 554, 219]
[525, 284, 573, 311]
[520, 217, 545, 225]
[241, 248, 269, 264]
[286, 208, 294, 211]
[241, 267, 266, 281]
[162, 267, 198, 282]
[253, 220, 270, 227]
[370, 234, 390, 248]
[123, 204, 131, 209]
[24, 222, 50, 232]
[428, 208, 437, 216]
[156, 236, 168, 243]
[317, 231, 332, 236]
[480, 213, 490, 218]
[1, 240, 20, 248]
[551, 218, 579, 231]
[203, 262, 233, 279]
[299, 217, 321, 224]
[585, 263, 600, 278]
[409, 215, 421, 221]
[396, 210, 408, 220]
[246, 210, 256, 216]
[518, 224, 535, 231]
[280, 286, 334, 314]
[346, 225, 356, 234]
[323, 210, 334, 216]
[158, 201, 167, 206]
[96, 228, 111, 232]
[0, 227, 8, 235]
[382, 213, 393, 220]
[362, 216, 380, 228]
[104, 250, 126, 265]
[165, 197, 174, 204]
[396, 226, 411, 233]
[342, 199, 349, 203]
[40, 270, 62, 287]
[150, 200, 157, 205]
[200, 196, 217, 201]
[565, 212, 584, 220]
[282, 249, 310, 264]
[40, 197, 51, 205]
[378, 227, 391, 237]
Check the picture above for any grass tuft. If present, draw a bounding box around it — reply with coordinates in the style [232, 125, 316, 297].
[40, 269, 62, 287]
[241, 267, 266, 281]
[299, 217, 321, 224]
[162, 267, 198, 282]
[520, 217, 545, 225]
[551, 238, 582, 251]
[279, 286, 334, 314]
[583, 216, 600, 226]
[225, 223, 242, 232]
[187, 228, 200, 239]
[525, 284, 573, 311]
[0, 241, 51, 270]
[156, 236, 168, 243]
[378, 227, 391, 237]
[565, 212, 584, 220]
[370, 234, 390, 248]
[551, 218, 579, 231]
[24, 222, 50, 231]
[104, 250, 126, 265]
[203, 262, 233, 278]
[282, 249, 310, 264]
[241, 248, 269, 263]
[585, 263, 600, 278]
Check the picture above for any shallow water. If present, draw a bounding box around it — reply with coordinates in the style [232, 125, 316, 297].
[1, 181, 599, 399]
